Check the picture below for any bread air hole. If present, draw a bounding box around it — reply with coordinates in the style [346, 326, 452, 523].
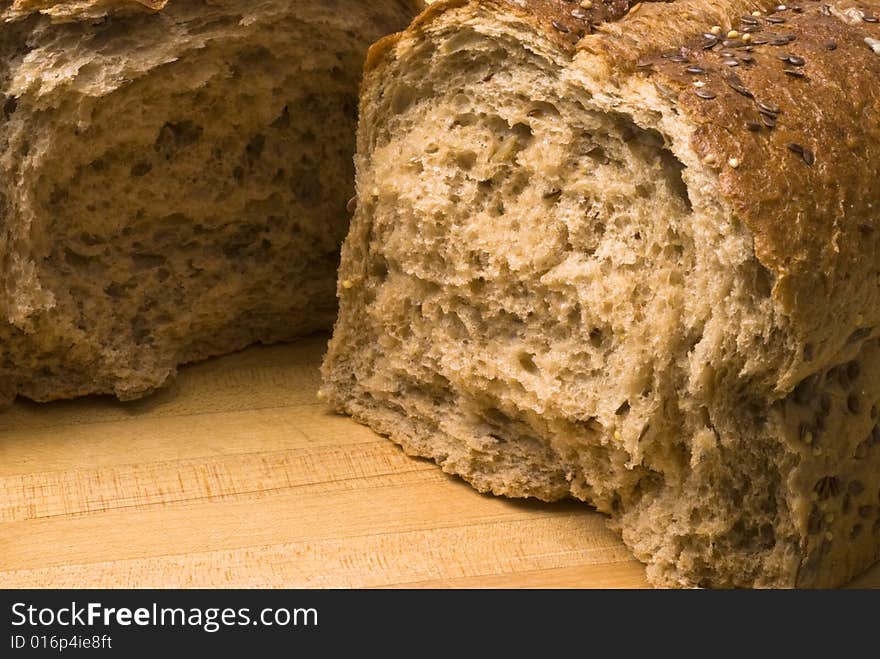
[517, 352, 538, 374]
[130, 161, 152, 177]
[154, 120, 203, 160]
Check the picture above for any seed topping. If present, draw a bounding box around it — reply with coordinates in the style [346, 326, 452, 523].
[815, 476, 841, 501]
[758, 100, 781, 115]
[786, 143, 815, 165]
[725, 73, 753, 97]
[848, 392, 862, 414]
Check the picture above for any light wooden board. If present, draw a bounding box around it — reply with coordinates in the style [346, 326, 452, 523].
[0, 334, 877, 589]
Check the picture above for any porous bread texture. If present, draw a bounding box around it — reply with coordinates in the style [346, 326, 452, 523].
[323, 0, 880, 587]
[0, 0, 421, 404]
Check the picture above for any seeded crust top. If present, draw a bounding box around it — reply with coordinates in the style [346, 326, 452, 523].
[585, 0, 880, 383]
[593, 1, 880, 275]
[365, 0, 649, 68]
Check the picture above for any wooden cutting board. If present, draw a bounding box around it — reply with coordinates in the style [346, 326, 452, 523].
[1, 334, 877, 589]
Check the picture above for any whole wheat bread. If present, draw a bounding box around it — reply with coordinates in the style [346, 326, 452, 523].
[0, 0, 421, 404]
[322, 0, 880, 587]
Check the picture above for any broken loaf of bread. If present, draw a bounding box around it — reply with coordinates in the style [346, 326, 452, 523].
[322, 0, 880, 587]
[0, 0, 421, 404]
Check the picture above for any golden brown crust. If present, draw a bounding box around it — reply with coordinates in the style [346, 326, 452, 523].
[365, 0, 649, 71]
[365, 0, 463, 72]
[582, 0, 770, 65]
[494, 0, 643, 47]
[628, 1, 880, 279]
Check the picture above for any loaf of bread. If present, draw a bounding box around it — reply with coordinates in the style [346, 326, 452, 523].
[0, 0, 421, 404]
[322, 0, 880, 587]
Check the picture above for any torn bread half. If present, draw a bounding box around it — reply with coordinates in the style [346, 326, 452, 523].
[322, 0, 880, 587]
[0, 0, 421, 404]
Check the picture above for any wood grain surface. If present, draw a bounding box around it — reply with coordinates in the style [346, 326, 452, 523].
[1, 334, 877, 589]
